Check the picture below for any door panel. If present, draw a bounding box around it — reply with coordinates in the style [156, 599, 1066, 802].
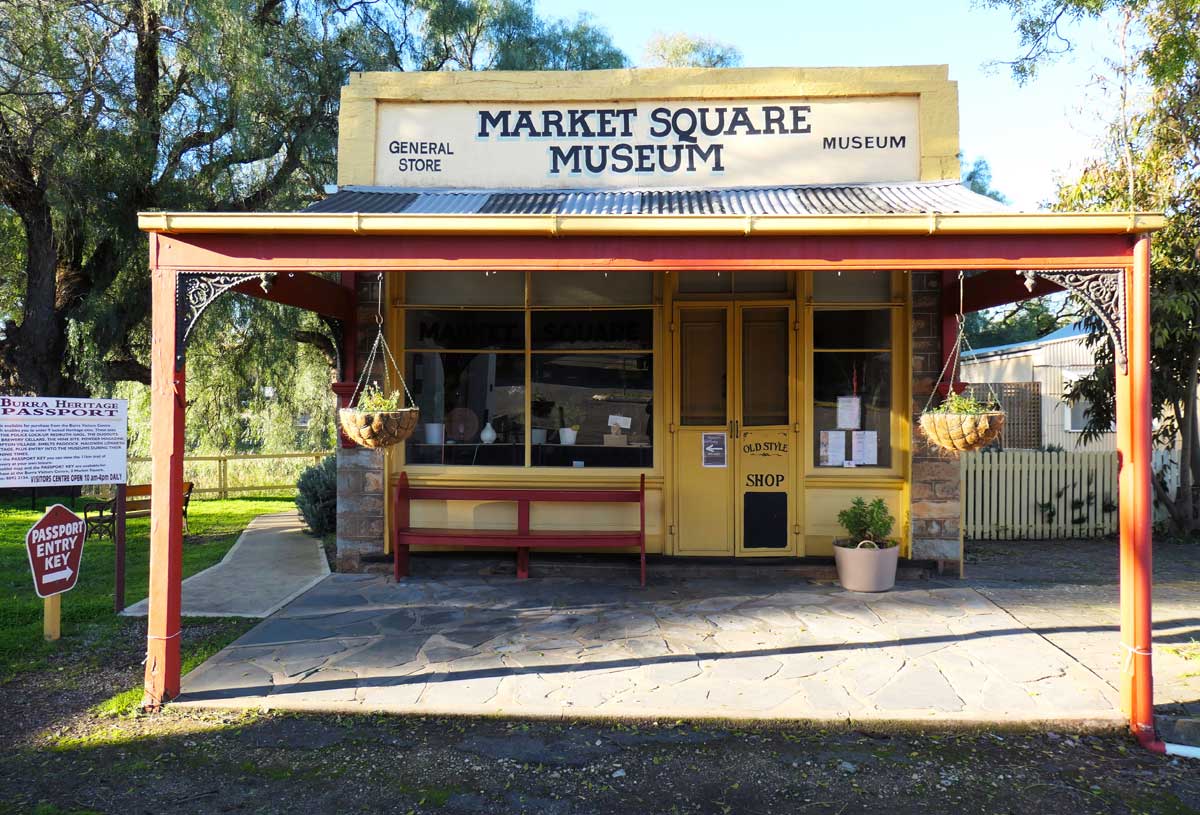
[674, 302, 796, 557]
[734, 305, 796, 555]
[674, 306, 734, 555]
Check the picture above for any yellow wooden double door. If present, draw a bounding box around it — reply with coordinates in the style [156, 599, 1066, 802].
[672, 302, 798, 556]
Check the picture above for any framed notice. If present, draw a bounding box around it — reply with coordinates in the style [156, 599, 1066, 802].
[851, 431, 878, 466]
[836, 396, 861, 430]
[702, 432, 727, 468]
[819, 430, 846, 467]
[0, 396, 128, 489]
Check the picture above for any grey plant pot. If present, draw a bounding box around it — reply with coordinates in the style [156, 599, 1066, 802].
[833, 540, 899, 592]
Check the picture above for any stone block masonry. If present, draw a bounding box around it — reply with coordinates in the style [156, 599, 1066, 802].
[909, 271, 962, 564]
[335, 272, 389, 572]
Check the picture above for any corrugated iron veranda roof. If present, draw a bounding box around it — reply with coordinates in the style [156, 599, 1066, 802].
[304, 180, 1011, 217]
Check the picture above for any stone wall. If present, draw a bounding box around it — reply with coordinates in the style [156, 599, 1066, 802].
[335, 273, 387, 571]
[909, 271, 962, 564]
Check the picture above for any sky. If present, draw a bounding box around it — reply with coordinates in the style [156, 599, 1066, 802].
[536, 0, 1124, 210]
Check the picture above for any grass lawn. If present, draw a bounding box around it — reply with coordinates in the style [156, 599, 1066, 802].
[0, 495, 296, 681]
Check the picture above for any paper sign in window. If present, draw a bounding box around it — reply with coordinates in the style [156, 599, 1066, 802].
[819, 430, 846, 467]
[836, 396, 861, 430]
[851, 430, 878, 466]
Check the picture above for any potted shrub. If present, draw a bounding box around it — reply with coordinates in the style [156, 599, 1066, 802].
[833, 497, 899, 592]
[557, 403, 585, 445]
[919, 391, 1005, 454]
[338, 383, 419, 449]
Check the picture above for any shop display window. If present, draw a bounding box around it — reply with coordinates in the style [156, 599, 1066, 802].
[531, 271, 652, 305]
[405, 352, 525, 466]
[404, 271, 524, 305]
[811, 308, 893, 469]
[399, 272, 655, 470]
[811, 271, 892, 302]
[531, 352, 653, 468]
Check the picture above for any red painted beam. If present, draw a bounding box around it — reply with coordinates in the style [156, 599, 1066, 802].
[231, 271, 354, 322]
[152, 233, 1137, 273]
[960, 269, 1067, 313]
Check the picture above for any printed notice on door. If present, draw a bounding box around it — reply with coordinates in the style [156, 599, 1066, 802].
[0, 397, 128, 488]
[702, 432, 727, 468]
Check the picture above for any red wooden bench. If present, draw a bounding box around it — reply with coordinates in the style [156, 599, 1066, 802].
[393, 472, 646, 586]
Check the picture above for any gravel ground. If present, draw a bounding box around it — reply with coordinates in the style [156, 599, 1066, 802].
[2, 631, 1197, 815]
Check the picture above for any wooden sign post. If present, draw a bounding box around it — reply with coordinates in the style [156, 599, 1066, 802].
[25, 504, 88, 642]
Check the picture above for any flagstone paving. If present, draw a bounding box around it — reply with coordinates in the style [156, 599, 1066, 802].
[177, 573, 1145, 724]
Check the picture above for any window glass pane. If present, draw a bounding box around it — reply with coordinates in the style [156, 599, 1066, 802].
[405, 352, 525, 466]
[735, 271, 791, 294]
[531, 310, 653, 350]
[678, 271, 733, 294]
[811, 271, 891, 302]
[404, 309, 524, 350]
[813, 309, 891, 349]
[679, 308, 726, 425]
[812, 351, 891, 468]
[531, 272, 652, 305]
[742, 307, 789, 426]
[531, 354, 652, 468]
[405, 271, 524, 305]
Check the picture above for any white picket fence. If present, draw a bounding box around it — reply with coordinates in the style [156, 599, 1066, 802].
[961, 449, 1178, 540]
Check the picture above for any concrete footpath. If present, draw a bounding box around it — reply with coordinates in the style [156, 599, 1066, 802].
[123, 511, 329, 618]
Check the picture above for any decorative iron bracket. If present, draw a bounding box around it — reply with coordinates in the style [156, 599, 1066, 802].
[1019, 269, 1128, 373]
[175, 272, 276, 369]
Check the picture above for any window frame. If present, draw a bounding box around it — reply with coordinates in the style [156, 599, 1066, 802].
[802, 272, 906, 479]
[393, 271, 660, 475]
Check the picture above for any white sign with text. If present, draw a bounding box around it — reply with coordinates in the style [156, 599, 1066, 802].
[374, 96, 920, 189]
[0, 396, 128, 488]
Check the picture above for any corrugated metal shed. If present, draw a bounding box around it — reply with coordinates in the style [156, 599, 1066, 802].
[303, 180, 1011, 216]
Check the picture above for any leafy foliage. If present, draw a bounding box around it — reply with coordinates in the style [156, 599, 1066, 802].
[296, 455, 337, 537]
[961, 157, 1010, 204]
[0, 0, 627, 415]
[926, 392, 1002, 416]
[963, 299, 1074, 348]
[642, 32, 742, 68]
[356, 383, 406, 412]
[836, 497, 897, 546]
[993, 0, 1200, 531]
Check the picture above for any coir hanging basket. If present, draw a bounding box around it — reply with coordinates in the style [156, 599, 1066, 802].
[919, 411, 1005, 454]
[338, 407, 419, 449]
[918, 271, 1006, 454]
[339, 273, 420, 449]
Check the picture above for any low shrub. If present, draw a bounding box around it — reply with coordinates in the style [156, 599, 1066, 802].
[296, 454, 337, 536]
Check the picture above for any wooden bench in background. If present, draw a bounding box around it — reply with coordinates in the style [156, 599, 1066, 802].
[393, 472, 646, 585]
[83, 481, 194, 538]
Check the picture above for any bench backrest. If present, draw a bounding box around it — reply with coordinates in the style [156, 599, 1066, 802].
[394, 472, 645, 534]
[123, 482, 194, 512]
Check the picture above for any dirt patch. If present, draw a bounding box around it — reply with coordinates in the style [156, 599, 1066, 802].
[4, 703, 1199, 814]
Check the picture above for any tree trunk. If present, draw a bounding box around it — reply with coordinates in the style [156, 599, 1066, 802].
[0, 201, 80, 397]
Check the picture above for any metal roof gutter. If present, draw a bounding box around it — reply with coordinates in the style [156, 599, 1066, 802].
[138, 211, 1165, 237]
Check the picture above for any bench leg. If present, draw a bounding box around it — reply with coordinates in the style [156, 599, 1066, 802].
[640, 548, 646, 588]
[516, 547, 530, 580]
[394, 543, 410, 581]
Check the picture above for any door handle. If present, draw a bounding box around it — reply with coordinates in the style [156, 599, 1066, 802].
[728, 419, 738, 438]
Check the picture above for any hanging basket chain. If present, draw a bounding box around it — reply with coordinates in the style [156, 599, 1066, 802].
[347, 273, 415, 410]
[922, 271, 1003, 414]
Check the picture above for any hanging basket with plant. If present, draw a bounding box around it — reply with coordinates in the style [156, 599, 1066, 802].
[918, 271, 1006, 454]
[338, 274, 419, 449]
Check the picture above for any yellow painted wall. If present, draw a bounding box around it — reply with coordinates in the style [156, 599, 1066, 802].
[385, 269, 913, 558]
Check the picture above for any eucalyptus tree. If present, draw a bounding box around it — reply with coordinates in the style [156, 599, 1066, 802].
[987, 0, 1200, 531]
[0, 0, 625, 450]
